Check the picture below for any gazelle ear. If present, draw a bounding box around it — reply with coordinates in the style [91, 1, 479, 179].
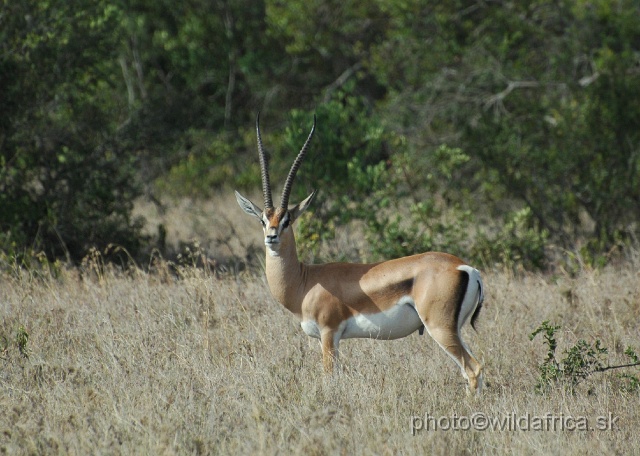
[289, 190, 317, 222]
[235, 190, 263, 220]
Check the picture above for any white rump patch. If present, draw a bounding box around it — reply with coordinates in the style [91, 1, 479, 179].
[455, 265, 483, 332]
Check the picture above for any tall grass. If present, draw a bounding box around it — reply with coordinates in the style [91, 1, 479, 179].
[1, 197, 639, 454]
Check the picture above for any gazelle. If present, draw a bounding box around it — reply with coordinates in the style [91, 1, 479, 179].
[235, 115, 485, 394]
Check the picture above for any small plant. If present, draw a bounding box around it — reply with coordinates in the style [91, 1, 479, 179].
[561, 339, 608, 390]
[530, 320, 640, 394]
[0, 335, 8, 360]
[529, 320, 562, 390]
[0, 325, 31, 360]
[16, 325, 30, 359]
[619, 347, 640, 393]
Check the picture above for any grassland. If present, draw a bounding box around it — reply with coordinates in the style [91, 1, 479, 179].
[1, 196, 639, 455]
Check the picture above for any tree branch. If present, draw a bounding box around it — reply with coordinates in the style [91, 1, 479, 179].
[484, 80, 540, 110]
[596, 362, 640, 373]
[322, 62, 363, 103]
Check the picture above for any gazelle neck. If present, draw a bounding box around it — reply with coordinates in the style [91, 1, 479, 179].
[265, 228, 306, 315]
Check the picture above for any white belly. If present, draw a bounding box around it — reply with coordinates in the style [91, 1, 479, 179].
[301, 297, 423, 341]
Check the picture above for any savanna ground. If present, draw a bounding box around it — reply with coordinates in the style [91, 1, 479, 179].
[1, 194, 639, 455]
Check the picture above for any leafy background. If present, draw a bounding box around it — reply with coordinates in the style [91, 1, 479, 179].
[2, 0, 639, 270]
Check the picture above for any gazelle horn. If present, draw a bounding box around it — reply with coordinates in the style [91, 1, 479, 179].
[280, 115, 316, 210]
[256, 113, 273, 209]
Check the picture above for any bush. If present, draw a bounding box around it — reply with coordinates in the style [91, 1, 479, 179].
[473, 207, 549, 271]
[530, 321, 640, 394]
[0, 1, 145, 263]
[279, 89, 475, 263]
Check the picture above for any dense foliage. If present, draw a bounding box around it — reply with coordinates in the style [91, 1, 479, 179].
[1, 0, 638, 268]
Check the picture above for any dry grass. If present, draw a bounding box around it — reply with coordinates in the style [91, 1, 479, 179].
[1, 197, 639, 455]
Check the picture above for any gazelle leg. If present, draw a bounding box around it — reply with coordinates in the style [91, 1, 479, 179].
[320, 328, 338, 373]
[427, 326, 483, 395]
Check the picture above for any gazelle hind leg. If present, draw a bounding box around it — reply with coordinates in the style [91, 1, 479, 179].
[459, 337, 483, 393]
[426, 326, 483, 395]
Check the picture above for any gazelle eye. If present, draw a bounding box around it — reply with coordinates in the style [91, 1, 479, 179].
[282, 217, 290, 229]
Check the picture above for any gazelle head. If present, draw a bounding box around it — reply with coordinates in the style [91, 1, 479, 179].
[235, 114, 317, 255]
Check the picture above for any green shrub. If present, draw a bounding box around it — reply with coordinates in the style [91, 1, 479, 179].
[473, 207, 549, 271]
[530, 321, 640, 394]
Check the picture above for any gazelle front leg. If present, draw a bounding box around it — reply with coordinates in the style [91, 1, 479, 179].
[320, 328, 339, 373]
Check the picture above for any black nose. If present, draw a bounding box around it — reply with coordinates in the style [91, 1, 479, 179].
[266, 234, 278, 243]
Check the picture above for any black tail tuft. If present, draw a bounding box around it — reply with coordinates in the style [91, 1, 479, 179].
[470, 280, 484, 331]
